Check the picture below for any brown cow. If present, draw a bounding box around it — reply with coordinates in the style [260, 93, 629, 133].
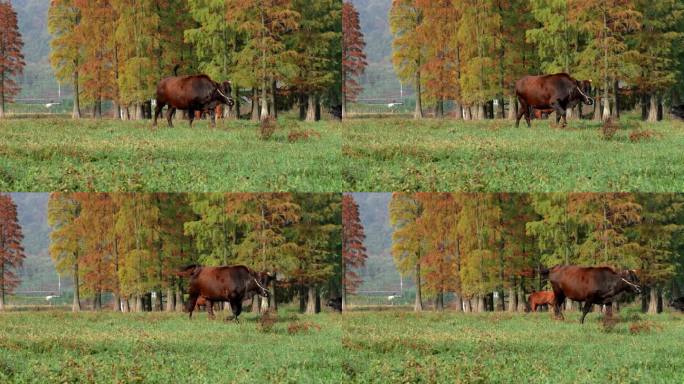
[526, 291, 555, 312]
[515, 73, 593, 128]
[177, 264, 273, 322]
[546, 265, 641, 324]
[153, 75, 234, 128]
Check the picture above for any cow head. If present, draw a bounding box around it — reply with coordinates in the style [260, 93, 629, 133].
[251, 271, 274, 297]
[619, 269, 641, 294]
[216, 81, 235, 107]
[576, 80, 594, 106]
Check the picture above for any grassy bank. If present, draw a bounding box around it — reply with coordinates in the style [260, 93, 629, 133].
[342, 117, 684, 192]
[0, 118, 343, 192]
[0, 309, 343, 383]
[342, 309, 684, 383]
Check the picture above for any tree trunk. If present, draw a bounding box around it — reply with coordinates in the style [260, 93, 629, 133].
[341, 262, 347, 312]
[251, 88, 259, 121]
[269, 272, 277, 311]
[260, 80, 269, 121]
[454, 102, 463, 120]
[647, 286, 658, 314]
[72, 263, 81, 312]
[414, 263, 423, 311]
[135, 295, 143, 312]
[306, 95, 317, 122]
[477, 103, 485, 120]
[657, 288, 663, 313]
[270, 80, 277, 118]
[593, 93, 602, 121]
[299, 287, 307, 313]
[476, 295, 485, 312]
[122, 297, 130, 313]
[517, 289, 527, 312]
[72, 70, 81, 119]
[165, 288, 174, 312]
[435, 291, 444, 311]
[299, 94, 307, 120]
[0, 283, 4, 310]
[113, 293, 121, 312]
[454, 294, 463, 312]
[306, 286, 317, 314]
[612, 79, 619, 119]
[252, 295, 261, 314]
[341, 68, 347, 120]
[647, 94, 658, 122]
[507, 96, 517, 120]
[507, 287, 516, 312]
[414, 70, 423, 119]
[641, 291, 649, 313]
[175, 287, 184, 312]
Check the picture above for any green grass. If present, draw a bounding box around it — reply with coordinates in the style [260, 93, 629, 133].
[0, 309, 343, 383]
[342, 117, 684, 192]
[0, 118, 343, 192]
[342, 309, 684, 383]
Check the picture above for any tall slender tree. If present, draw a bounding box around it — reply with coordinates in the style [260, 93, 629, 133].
[0, 194, 25, 310]
[342, 194, 367, 311]
[0, 1, 25, 119]
[342, 1, 367, 119]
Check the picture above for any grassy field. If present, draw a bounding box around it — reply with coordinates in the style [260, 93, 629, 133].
[342, 309, 684, 383]
[342, 117, 684, 192]
[0, 308, 342, 383]
[0, 118, 343, 192]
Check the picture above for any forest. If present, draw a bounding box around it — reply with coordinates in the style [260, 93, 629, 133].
[344, 0, 684, 120]
[345, 193, 684, 314]
[0, 0, 342, 120]
[0, 193, 342, 314]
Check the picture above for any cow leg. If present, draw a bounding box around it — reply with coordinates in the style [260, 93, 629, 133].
[153, 102, 165, 127]
[515, 99, 527, 128]
[188, 109, 195, 128]
[228, 299, 242, 323]
[580, 301, 593, 324]
[206, 300, 216, 320]
[186, 292, 199, 319]
[553, 290, 565, 320]
[209, 109, 216, 128]
[166, 107, 176, 128]
[551, 100, 566, 127]
[605, 302, 613, 320]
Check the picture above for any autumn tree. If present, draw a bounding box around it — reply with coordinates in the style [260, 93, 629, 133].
[290, 0, 341, 121]
[631, 0, 683, 121]
[186, 0, 240, 118]
[0, 194, 25, 310]
[390, 0, 424, 119]
[630, 194, 683, 313]
[75, 0, 117, 118]
[290, 193, 341, 314]
[0, 1, 25, 119]
[571, 0, 641, 120]
[414, 0, 460, 118]
[568, 193, 642, 267]
[48, 0, 82, 119]
[389, 192, 426, 311]
[227, 0, 299, 121]
[342, 194, 367, 311]
[342, 1, 367, 119]
[232, 193, 300, 311]
[48, 193, 83, 312]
